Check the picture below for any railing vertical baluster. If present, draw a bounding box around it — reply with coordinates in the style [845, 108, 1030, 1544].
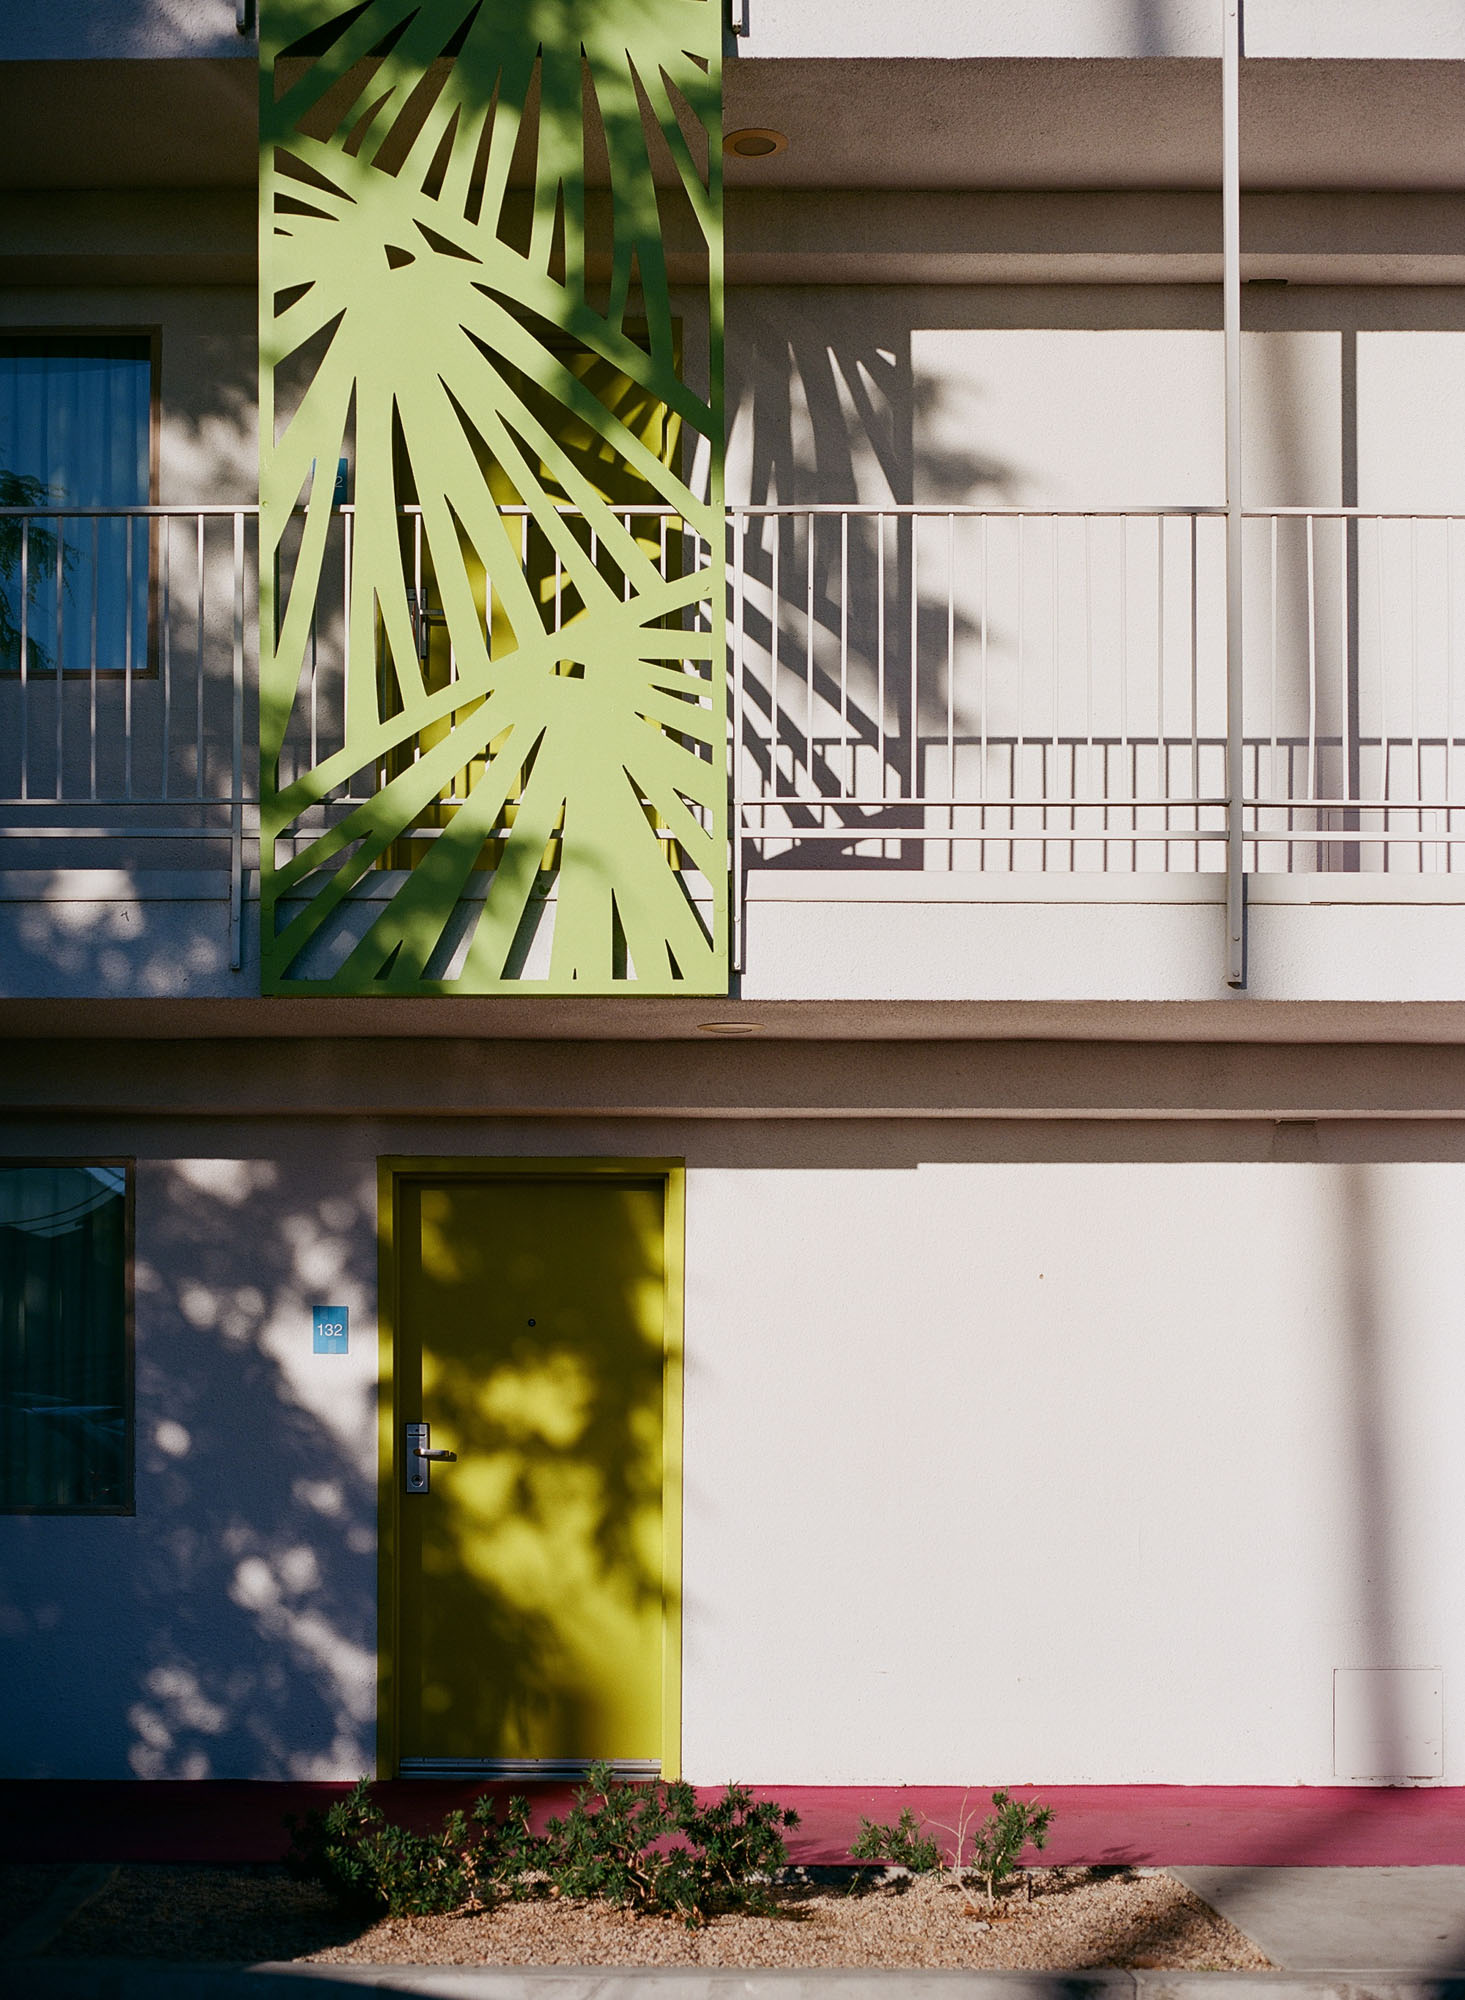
[161, 515, 172, 803]
[980, 513, 989, 868]
[196, 513, 206, 802]
[1156, 514, 1166, 873]
[341, 505, 352, 788]
[554, 517, 563, 646]
[452, 505, 466, 788]
[1264, 524, 1272, 876]
[1411, 515, 1422, 869]
[53, 516, 64, 804]
[89, 517, 100, 801]
[1049, 516, 1059, 872]
[876, 512, 886, 802]
[1016, 512, 1025, 874]
[1448, 516, 1457, 872]
[231, 510, 245, 972]
[1084, 515, 1094, 869]
[1190, 513, 1200, 873]
[413, 505, 424, 660]
[18, 518, 29, 801]
[909, 509, 919, 811]
[1339, 510, 1352, 868]
[806, 510, 816, 798]
[308, 545, 319, 774]
[1377, 516, 1388, 868]
[731, 509, 745, 972]
[839, 509, 849, 802]
[946, 512, 955, 866]
[1306, 511, 1317, 864]
[769, 515, 780, 817]
[124, 510, 135, 803]
[1121, 514, 1131, 871]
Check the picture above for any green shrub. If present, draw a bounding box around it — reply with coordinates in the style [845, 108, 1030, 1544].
[287, 1764, 801, 1928]
[849, 1791, 1054, 1900]
[967, 1790, 1053, 1902]
[538, 1764, 800, 1924]
[536, 1766, 682, 1914]
[850, 1806, 943, 1874]
[285, 1777, 490, 1916]
[675, 1777, 802, 1911]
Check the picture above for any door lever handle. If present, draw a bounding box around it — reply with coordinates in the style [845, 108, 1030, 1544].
[404, 1422, 456, 1494]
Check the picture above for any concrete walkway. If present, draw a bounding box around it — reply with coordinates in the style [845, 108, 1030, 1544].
[13, 1870, 1465, 1999]
[1175, 1866, 1465, 1971]
[9, 1970, 1465, 2000]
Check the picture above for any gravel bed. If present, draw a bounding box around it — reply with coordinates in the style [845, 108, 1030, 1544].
[34, 1863, 1270, 1970]
[0, 1865, 72, 1947]
[34, 1865, 359, 1964]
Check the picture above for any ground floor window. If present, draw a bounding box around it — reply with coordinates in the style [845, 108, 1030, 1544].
[0, 1162, 132, 1511]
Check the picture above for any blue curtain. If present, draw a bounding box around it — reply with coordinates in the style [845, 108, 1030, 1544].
[0, 337, 151, 676]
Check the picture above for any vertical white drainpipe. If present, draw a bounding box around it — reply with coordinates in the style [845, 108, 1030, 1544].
[1223, 0, 1246, 984]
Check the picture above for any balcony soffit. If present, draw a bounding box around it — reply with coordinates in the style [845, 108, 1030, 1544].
[5, 997, 1465, 1051]
[0, 59, 256, 189]
[722, 60, 1465, 193]
[2, 58, 1465, 195]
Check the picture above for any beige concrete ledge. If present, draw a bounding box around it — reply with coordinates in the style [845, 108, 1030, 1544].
[5, 1034, 1465, 1121]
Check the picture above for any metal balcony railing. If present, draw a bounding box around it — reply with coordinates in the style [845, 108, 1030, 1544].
[730, 505, 1465, 880]
[5, 502, 1465, 975]
[0, 505, 251, 962]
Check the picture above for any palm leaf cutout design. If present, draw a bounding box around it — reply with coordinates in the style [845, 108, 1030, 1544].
[259, 0, 725, 993]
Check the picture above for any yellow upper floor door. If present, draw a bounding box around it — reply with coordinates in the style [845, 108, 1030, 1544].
[382, 1161, 682, 1777]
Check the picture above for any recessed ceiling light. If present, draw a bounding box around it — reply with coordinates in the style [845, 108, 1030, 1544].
[725, 128, 788, 160]
[697, 1020, 762, 1035]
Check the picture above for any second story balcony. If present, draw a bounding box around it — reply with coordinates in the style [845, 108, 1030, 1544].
[4, 496, 1465, 1008]
[4, 0, 1465, 1013]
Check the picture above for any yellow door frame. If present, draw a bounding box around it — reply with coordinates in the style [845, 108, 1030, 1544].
[375, 1156, 685, 1780]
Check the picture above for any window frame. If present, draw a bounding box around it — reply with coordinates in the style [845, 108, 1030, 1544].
[0, 327, 162, 681]
[0, 1155, 136, 1516]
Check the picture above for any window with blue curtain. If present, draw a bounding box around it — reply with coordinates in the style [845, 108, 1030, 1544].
[0, 335, 153, 677]
[0, 1164, 131, 1511]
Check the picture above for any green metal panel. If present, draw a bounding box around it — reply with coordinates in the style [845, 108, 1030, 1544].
[259, 0, 726, 994]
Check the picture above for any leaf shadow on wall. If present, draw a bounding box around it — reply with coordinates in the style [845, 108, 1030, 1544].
[727, 291, 1022, 873]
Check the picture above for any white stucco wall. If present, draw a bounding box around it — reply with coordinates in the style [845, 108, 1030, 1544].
[6, 876, 1465, 1003]
[7, 0, 1465, 62]
[735, 0, 1465, 61]
[0, 1146, 380, 1781]
[0, 0, 251, 61]
[682, 1150, 1465, 1784]
[727, 284, 1465, 512]
[3, 1115, 1465, 1787]
[740, 880, 1465, 1005]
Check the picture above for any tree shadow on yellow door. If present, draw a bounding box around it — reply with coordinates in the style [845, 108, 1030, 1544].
[395, 1172, 672, 1772]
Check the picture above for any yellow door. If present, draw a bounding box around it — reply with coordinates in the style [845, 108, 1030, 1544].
[392, 1170, 674, 1777]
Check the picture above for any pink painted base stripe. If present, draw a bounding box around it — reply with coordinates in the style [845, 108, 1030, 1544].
[3, 1782, 1465, 1867]
[763, 1786, 1465, 1868]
